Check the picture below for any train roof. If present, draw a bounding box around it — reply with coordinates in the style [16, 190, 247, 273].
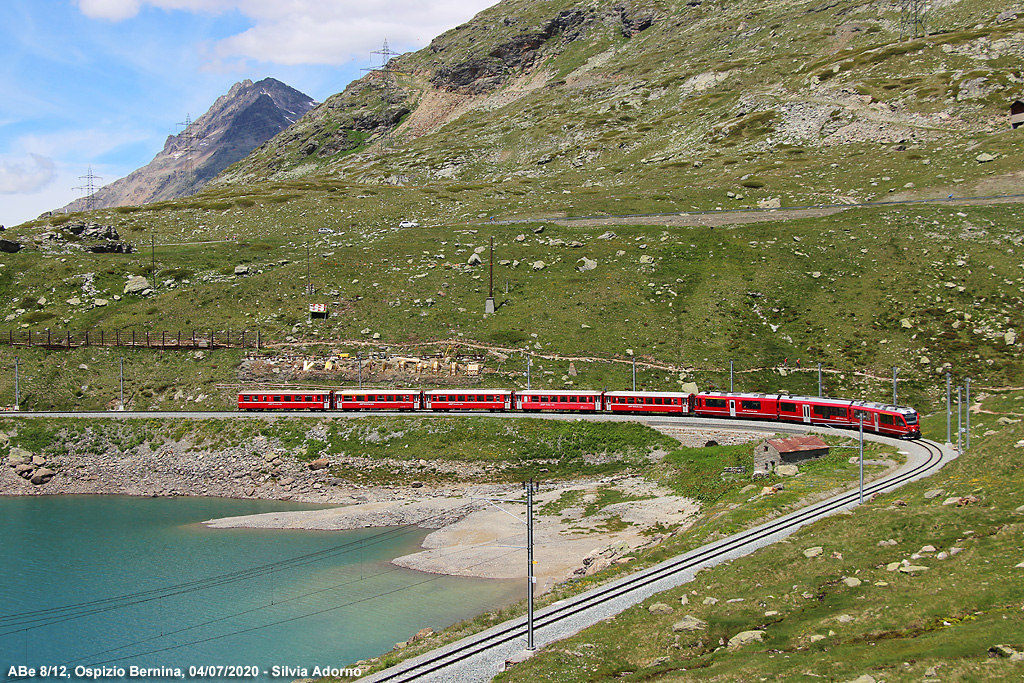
[423, 388, 513, 395]
[516, 389, 602, 396]
[605, 390, 693, 397]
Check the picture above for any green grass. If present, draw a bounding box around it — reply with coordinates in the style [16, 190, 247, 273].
[492, 390, 1024, 683]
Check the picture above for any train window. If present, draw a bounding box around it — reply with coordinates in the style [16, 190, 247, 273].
[705, 398, 727, 408]
[904, 414, 917, 424]
[560, 396, 567, 402]
[880, 414, 894, 425]
[780, 402, 796, 412]
[741, 400, 761, 410]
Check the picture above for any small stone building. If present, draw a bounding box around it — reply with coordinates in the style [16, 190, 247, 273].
[755, 435, 830, 472]
[1012, 100, 1024, 130]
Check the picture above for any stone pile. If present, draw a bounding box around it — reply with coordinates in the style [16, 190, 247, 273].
[6, 447, 55, 486]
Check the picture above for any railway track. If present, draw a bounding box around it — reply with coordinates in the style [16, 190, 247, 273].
[361, 436, 951, 683]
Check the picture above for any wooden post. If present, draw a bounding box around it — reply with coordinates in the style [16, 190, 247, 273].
[85, 331, 89, 347]
[132, 330, 135, 347]
[100, 330, 103, 346]
[257, 329, 261, 350]
[162, 331, 166, 349]
[210, 330, 214, 349]
[192, 330, 196, 349]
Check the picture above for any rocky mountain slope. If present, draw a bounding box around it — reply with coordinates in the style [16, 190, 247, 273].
[61, 78, 315, 212]
[216, 0, 1024, 209]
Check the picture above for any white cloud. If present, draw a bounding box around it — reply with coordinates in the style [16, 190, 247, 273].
[75, 0, 143, 21]
[76, 0, 496, 65]
[0, 154, 57, 194]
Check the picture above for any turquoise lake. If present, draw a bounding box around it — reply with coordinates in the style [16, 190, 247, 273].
[0, 496, 520, 681]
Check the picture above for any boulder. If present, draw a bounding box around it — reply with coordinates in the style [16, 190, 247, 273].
[842, 577, 862, 587]
[598, 231, 616, 239]
[467, 253, 482, 266]
[30, 455, 46, 466]
[576, 257, 597, 272]
[30, 468, 55, 485]
[234, 265, 250, 276]
[0, 238, 23, 253]
[648, 602, 674, 615]
[924, 488, 944, 499]
[775, 464, 799, 476]
[672, 615, 707, 632]
[15, 464, 34, 478]
[124, 276, 151, 295]
[727, 630, 765, 649]
[307, 458, 330, 470]
[531, 261, 546, 271]
[803, 546, 824, 558]
[8, 447, 32, 466]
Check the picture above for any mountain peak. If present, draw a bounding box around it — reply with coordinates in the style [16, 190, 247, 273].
[58, 78, 315, 213]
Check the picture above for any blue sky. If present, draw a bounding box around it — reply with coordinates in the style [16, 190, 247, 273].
[0, 0, 495, 227]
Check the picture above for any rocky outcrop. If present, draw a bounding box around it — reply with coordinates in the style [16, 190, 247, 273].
[0, 239, 24, 253]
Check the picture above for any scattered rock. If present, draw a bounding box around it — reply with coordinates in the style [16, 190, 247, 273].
[307, 458, 330, 471]
[234, 265, 249, 276]
[702, 597, 718, 605]
[672, 615, 707, 632]
[30, 468, 55, 485]
[648, 602, 674, 615]
[124, 276, 151, 295]
[842, 577, 862, 588]
[775, 464, 799, 476]
[803, 546, 824, 558]
[531, 261, 546, 271]
[899, 565, 929, 574]
[976, 152, 997, 163]
[727, 630, 765, 649]
[0, 239, 23, 253]
[924, 489, 944, 499]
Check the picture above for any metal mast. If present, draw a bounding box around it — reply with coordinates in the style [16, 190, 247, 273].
[73, 166, 102, 211]
[176, 113, 196, 195]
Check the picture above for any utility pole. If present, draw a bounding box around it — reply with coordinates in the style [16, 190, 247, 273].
[892, 366, 898, 405]
[729, 360, 734, 392]
[945, 372, 951, 446]
[151, 235, 156, 276]
[525, 478, 538, 650]
[965, 377, 971, 451]
[526, 356, 532, 390]
[119, 356, 124, 411]
[485, 236, 495, 314]
[857, 411, 865, 504]
[357, 351, 363, 388]
[818, 362, 823, 397]
[14, 357, 19, 411]
[957, 386, 963, 454]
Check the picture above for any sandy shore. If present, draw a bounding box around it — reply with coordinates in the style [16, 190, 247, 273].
[203, 476, 700, 593]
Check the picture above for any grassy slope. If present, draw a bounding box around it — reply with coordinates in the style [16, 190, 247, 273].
[490, 395, 1024, 683]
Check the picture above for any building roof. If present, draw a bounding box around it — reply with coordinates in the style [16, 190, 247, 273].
[765, 435, 829, 453]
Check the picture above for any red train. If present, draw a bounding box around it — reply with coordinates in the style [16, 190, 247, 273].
[238, 388, 921, 438]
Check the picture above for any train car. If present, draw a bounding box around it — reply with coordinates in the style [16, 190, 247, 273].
[846, 400, 921, 438]
[238, 390, 331, 411]
[603, 391, 693, 415]
[333, 389, 422, 411]
[514, 390, 603, 412]
[693, 392, 781, 420]
[424, 390, 512, 411]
